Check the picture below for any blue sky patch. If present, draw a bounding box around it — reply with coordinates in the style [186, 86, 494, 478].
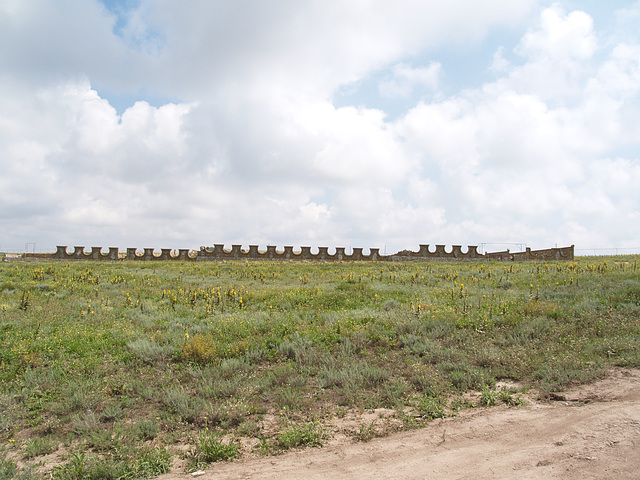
[95, 86, 182, 116]
[98, 0, 165, 54]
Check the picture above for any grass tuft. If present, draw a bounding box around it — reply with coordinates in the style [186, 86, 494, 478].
[189, 433, 240, 468]
[276, 421, 326, 450]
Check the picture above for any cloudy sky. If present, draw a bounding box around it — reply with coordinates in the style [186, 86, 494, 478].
[1, 0, 639, 255]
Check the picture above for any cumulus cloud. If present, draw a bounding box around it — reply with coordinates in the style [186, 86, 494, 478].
[517, 4, 597, 60]
[142, 0, 536, 100]
[0, 1, 639, 254]
[392, 4, 640, 250]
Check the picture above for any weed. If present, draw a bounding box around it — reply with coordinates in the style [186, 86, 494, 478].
[51, 445, 171, 480]
[449, 396, 468, 412]
[23, 436, 57, 459]
[376, 380, 409, 409]
[265, 363, 296, 387]
[99, 403, 124, 422]
[71, 411, 100, 436]
[0, 454, 17, 480]
[65, 379, 103, 412]
[534, 358, 603, 392]
[132, 446, 172, 478]
[136, 419, 159, 441]
[276, 421, 326, 450]
[18, 291, 30, 311]
[21, 365, 62, 392]
[276, 386, 304, 411]
[399, 411, 421, 429]
[440, 361, 492, 392]
[253, 436, 271, 455]
[237, 419, 261, 437]
[189, 432, 240, 466]
[85, 429, 115, 452]
[351, 421, 380, 442]
[498, 389, 526, 406]
[479, 386, 499, 407]
[382, 299, 401, 311]
[277, 333, 315, 365]
[416, 395, 446, 419]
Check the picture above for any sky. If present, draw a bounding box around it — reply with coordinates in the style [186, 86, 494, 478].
[1, 1, 640, 255]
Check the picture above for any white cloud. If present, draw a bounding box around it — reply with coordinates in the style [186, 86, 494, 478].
[0, 0, 144, 90]
[517, 4, 597, 60]
[488, 4, 598, 104]
[392, 4, 640, 249]
[1, 1, 640, 254]
[142, 0, 536, 101]
[378, 63, 441, 98]
[491, 46, 511, 73]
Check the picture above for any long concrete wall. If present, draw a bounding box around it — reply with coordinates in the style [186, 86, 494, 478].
[50, 244, 574, 262]
[497, 246, 575, 261]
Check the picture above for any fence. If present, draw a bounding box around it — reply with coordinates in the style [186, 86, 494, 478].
[575, 247, 640, 256]
[31, 244, 577, 262]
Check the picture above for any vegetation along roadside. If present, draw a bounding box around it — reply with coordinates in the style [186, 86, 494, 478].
[1, 256, 639, 478]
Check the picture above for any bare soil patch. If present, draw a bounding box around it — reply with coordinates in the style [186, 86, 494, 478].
[158, 368, 640, 480]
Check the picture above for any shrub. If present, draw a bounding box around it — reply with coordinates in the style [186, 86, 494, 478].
[181, 334, 219, 364]
[161, 387, 205, 422]
[244, 347, 266, 364]
[277, 333, 315, 365]
[198, 377, 240, 400]
[359, 363, 389, 386]
[317, 365, 357, 389]
[219, 357, 248, 377]
[127, 339, 172, 364]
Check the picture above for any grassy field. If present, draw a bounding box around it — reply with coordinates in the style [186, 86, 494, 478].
[1, 256, 639, 478]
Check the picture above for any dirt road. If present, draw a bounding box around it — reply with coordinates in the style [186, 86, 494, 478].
[158, 368, 640, 480]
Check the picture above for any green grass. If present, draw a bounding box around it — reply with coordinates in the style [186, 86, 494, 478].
[276, 422, 326, 450]
[1, 256, 639, 477]
[188, 433, 240, 469]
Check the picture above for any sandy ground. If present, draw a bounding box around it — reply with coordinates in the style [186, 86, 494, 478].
[158, 368, 640, 480]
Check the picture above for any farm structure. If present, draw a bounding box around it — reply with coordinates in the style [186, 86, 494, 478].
[34, 244, 576, 262]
